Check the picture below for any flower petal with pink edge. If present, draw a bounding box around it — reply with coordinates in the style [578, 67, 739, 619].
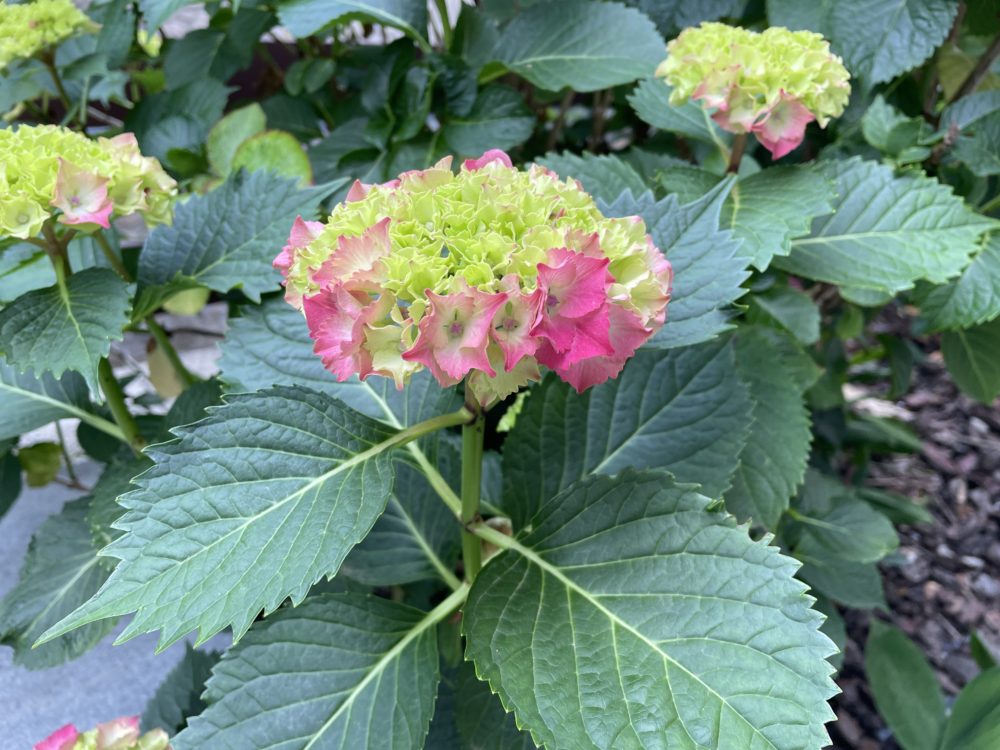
[462, 149, 513, 171]
[95, 716, 140, 750]
[51, 159, 113, 229]
[274, 215, 323, 274]
[304, 286, 389, 381]
[490, 275, 544, 371]
[403, 282, 507, 384]
[34, 724, 79, 750]
[533, 247, 614, 356]
[311, 217, 390, 292]
[752, 91, 815, 159]
[534, 303, 614, 371]
[554, 305, 651, 392]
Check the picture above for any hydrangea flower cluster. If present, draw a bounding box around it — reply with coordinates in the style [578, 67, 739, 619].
[35, 716, 169, 750]
[0, 0, 99, 71]
[656, 22, 851, 158]
[276, 150, 672, 405]
[0, 125, 177, 239]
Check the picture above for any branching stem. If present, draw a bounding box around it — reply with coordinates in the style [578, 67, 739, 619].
[98, 357, 145, 454]
[460, 384, 485, 582]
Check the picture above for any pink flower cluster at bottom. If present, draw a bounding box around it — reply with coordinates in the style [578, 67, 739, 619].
[35, 716, 169, 750]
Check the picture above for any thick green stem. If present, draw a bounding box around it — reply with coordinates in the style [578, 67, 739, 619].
[434, 0, 453, 50]
[41, 53, 72, 112]
[93, 231, 132, 281]
[146, 317, 199, 388]
[98, 358, 145, 454]
[460, 387, 485, 582]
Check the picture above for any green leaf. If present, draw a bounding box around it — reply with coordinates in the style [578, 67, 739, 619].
[866, 621, 946, 750]
[941, 317, 1000, 402]
[797, 498, 899, 564]
[940, 91, 1000, 177]
[17, 442, 62, 487]
[723, 166, 835, 271]
[0, 499, 115, 669]
[814, 597, 846, 671]
[0, 363, 98, 441]
[920, 235, 1000, 332]
[138, 0, 197, 30]
[777, 158, 996, 295]
[125, 79, 233, 163]
[0, 268, 131, 395]
[465, 471, 838, 750]
[536, 151, 648, 205]
[856, 487, 933, 526]
[456, 661, 535, 750]
[0, 448, 21, 518]
[143, 644, 220, 734]
[136, 171, 345, 317]
[38, 386, 402, 650]
[940, 667, 1000, 750]
[174, 592, 450, 749]
[87, 456, 152, 554]
[970, 631, 999, 671]
[795, 547, 886, 610]
[861, 95, 933, 162]
[502, 338, 752, 529]
[206, 103, 268, 177]
[725, 328, 812, 528]
[342, 437, 460, 587]
[489, 0, 665, 92]
[276, 0, 430, 49]
[230, 130, 313, 185]
[442, 85, 535, 157]
[628, 77, 730, 147]
[218, 296, 460, 423]
[623, 0, 742, 38]
[602, 181, 750, 349]
[748, 285, 822, 345]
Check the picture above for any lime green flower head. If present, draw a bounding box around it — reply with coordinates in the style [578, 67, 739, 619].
[0, 125, 177, 239]
[277, 150, 673, 405]
[656, 22, 851, 158]
[0, 0, 99, 71]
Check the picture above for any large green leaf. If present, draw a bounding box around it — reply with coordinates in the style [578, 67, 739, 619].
[723, 166, 835, 271]
[465, 471, 838, 750]
[488, 0, 665, 92]
[537, 151, 648, 205]
[0, 363, 104, 441]
[138, 0, 197, 30]
[143, 644, 220, 735]
[797, 498, 899, 564]
[795, 547, 886, 610]
[627, 77, 730, 148]
[747, 285, 821, 345]
[0, 499, 115, 669]
[725, 328, 812, 528]
[503, 338, 752, 529]
[174, 592, 453, 749]
[442, 85, 535, 157]
[623, 0, 743, 37]
[865, 622, 946, 750]
[455, 662, 535, 750]
[940, 91, 1000, 177]
[941, 317, 1000, 402]
[777, 158, 996, 295]
[38, 387, 405, 650]
[920, 234, 1000, 332]
[940, 667, 1000, 750]
[277, 0, 430, 49]
[0, 268, 130, 395]
[136, 171, 345, 318]
[601, 181, 750, 349]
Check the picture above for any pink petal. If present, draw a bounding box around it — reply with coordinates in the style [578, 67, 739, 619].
[535, 303, 614, 370]
[462, 149, 513, 171]
[34, 724, 79, 750]
[311, 218, 390, 292]
[490, 276, 544, 371]
[274, 215, 323, 273]
[51, 159, 113, 229]
[752, 91, 815, 159]
[305, 286, 389, 381]
[554, 305, 651, 392]
[345, 180, 372, 202]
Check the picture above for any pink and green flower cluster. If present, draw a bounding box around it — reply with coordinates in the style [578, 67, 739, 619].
[276, 150, 672, 405]
[0, 0, 99, 71]
[35, 716, 169, 750]
[656, 22, 851, 158]
[0, 125, 177, 239]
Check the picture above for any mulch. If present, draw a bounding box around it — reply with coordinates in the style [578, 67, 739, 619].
[827, 349, 1000, 749]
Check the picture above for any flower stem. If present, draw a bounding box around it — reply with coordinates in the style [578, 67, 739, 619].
[98, 357, 145, 454]
[93, 230, 132, 282]
[727, 133, 747, 173]
[434, 0, 453, 50]
[146, 317, 200, 389]
[460, 386, 485, 582]
[41, 52, 72, 113]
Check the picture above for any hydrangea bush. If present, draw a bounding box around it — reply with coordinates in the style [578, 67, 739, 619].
[1, 2, 998, 750]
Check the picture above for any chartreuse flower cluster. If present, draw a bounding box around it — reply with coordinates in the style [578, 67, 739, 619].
[276, 150, 672, 405]
[35, 716, 169, 750]
[0, 0, 99, 71]
[656, 22, 851, 158]
[0, 125, 177, 239]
